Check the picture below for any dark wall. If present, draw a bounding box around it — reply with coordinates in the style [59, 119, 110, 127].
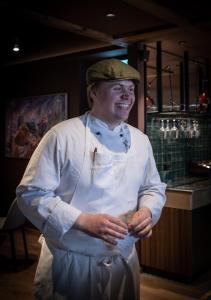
[1, 54, 89, 215]
[1, 47, 132, 215]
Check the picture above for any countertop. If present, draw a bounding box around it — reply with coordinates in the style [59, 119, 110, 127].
[167, 177, 211, 192]
[165, 177, 211, 210]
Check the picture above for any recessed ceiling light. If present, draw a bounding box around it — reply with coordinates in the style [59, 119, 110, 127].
[13, 43, 20, 52]
[106, 13, 115, 18]
[178, 40, 187, 47]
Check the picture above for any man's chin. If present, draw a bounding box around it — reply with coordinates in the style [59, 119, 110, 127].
[117, 112, 130, 122]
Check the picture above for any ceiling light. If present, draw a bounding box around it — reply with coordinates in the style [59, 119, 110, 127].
[13, 43, 20, 52]
[12, 37, 21, 52]
[178, 40, 187, 47]
[106, 13, 115, 18]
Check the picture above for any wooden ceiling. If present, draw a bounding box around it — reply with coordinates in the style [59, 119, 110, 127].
[0, 0, 211, 66]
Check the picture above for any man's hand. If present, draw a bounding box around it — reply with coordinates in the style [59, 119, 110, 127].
[128, 207, 152, 239]
[73, 213, 128, 245]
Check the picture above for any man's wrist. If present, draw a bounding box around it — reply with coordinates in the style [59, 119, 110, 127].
[139, 207, 152, 218]
[73, 212, 87, 230]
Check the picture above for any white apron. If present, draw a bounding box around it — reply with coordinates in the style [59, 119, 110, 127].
[34, 114, 143, 300]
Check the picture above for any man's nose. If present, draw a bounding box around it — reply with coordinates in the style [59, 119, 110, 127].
[122, 87, 130, 97]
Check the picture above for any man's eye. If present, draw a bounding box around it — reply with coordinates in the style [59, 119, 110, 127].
[113, 86, 122, 90]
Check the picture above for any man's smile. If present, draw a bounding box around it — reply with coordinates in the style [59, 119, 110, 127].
[115, 103, 131, 109]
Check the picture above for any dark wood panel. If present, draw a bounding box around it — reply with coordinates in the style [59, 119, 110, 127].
[192, 205, 211, 274]
[138, 205, 211, 278]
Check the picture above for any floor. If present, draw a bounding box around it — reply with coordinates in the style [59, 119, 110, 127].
[0, 226, 211, 300]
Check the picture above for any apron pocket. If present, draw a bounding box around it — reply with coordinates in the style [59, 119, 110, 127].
[91, 152, 113, 187]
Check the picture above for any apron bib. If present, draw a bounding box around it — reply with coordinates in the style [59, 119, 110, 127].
[61, 113, 143, 257]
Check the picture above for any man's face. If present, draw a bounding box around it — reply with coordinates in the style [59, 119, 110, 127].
[90, 80, 135, 129]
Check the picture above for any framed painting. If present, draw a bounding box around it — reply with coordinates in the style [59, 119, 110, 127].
[5, 93, 68, 159]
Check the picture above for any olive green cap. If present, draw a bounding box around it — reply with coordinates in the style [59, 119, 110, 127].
[86, 58, 140, 85]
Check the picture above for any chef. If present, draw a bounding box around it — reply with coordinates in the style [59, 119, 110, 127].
[16, 58, 166, 300]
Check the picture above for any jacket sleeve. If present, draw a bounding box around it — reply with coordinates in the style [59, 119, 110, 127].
[16, 129, 81, 241]
[138, 136, 166, 225]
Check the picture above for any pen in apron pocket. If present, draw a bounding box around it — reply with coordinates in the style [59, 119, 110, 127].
[93, 147, 97, 163]
[92, 147, 97, 182]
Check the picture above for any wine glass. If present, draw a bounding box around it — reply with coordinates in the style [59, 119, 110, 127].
[171, 119, 179, 139]
[159, 119, 165, 139]
[164, 119, 171, 140]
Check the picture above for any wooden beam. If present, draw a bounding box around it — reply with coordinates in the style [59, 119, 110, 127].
[17, 8, 127, 48]
[1, 43, 109, 66]
[156, 41, 163, 112]
[123, 0, 190, 27]
[114, 26, 179, 44]
[184, 51, 190, 111]
[123, 0, 211, 42]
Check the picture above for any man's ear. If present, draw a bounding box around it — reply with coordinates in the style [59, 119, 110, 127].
[90, 87, 97, 100]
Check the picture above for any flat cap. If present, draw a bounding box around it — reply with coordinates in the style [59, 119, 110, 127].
[86, 58, 140, 85]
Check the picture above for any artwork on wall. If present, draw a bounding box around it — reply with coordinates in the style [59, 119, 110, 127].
[5, 93, 68, 159]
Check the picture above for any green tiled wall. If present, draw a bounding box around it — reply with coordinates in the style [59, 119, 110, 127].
[146, 113, 211, 185]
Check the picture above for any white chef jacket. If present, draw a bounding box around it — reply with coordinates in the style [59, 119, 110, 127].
[16, 112, 166, 299]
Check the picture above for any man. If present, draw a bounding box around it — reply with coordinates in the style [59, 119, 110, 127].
[16, 58, 166, 300]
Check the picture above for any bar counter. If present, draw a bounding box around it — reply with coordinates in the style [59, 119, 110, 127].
[166, 178, 211, 210]
[138, 177, 211, 280]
